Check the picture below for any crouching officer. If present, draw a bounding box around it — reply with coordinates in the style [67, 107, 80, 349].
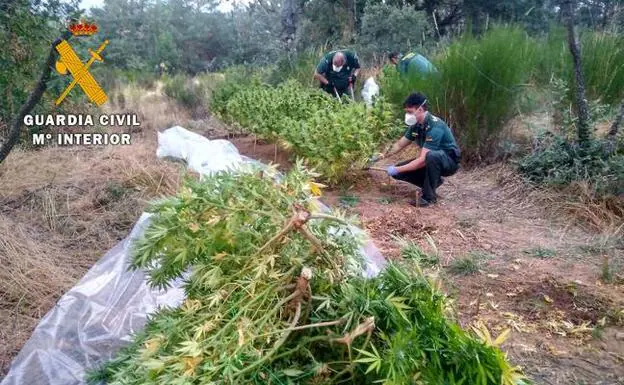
[314, 49, 360, 98]
[378, 92, 460, 207]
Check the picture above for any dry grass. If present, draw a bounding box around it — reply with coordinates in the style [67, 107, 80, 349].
[492, 164, 624, 233]
[0, 216, 80, 367]
[548, 182, 624, 232]
[0, 82, 188, 375]
[0, 139, 182, 374]
[104, 81, 192, 132]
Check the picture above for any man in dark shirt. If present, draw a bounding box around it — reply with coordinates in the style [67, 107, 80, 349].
[378, 92, 461, 207]
[314, 49, 360, 98]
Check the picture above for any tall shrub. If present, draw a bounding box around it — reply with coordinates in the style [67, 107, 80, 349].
[578, 32, 624, 105]
[380, 26, 537, 162]
[535, 27, 624, 106]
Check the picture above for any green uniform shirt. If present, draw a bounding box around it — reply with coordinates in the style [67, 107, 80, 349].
[397, 52, 436, 76]
[316, 50, 360, 91]
[404, 112, 458, 151]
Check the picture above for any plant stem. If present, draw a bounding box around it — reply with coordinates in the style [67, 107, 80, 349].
[333, 329, 372, 382]
[298, 226, 340, 270]
[309, 213, 352, 226]
[256, 317, 346, 337]
[254, 219, 295, 257]
[234, 301, 302, 379]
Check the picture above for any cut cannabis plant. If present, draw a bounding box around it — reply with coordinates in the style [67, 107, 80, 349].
[89, 164, 527, 385]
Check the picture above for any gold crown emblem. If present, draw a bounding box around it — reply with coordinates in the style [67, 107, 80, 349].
[69, 22, 98, 36]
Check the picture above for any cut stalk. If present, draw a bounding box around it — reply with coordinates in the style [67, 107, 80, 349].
[234, 301, 302, 378]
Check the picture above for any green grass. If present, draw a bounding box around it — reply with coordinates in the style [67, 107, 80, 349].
[523, 247, 556, 259]
[400, 240, 439, 267]
[600, 256, 623, 284]
[339, 194, 360, 207]
[266, 50, 320, 88]
[580, 31, 624, 105]
[379, 25, 624, 163]
[448, 252, 490, 275]
[534, 27, 624, 106]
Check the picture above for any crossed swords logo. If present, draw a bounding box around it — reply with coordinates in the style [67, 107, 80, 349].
[54, 38, 109, 106]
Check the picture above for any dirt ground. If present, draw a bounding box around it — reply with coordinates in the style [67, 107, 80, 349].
[1, 87, 622, 384]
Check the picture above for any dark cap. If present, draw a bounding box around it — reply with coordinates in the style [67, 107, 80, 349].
[388, 51, 400, 60]
[403, 92, 427, 108]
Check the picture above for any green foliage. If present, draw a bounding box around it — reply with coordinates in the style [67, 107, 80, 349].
[209, 67, 263, 116]
[358, 4, 430, 53]
[339, 194, 360, 208]
[265, 50, 325, 88]
[376, 196, 395, 204]
[548, 77, 612, 139]
[90, 67, 158, 95]
[524, 247, 556, 259]
[600, 256, 623, 284]
[0, 0, 83, 138]
[89, 0, 281, 73]
[216, 78, 400, 183]
[162, 74, 216, 111]
[448, 253, 484, 275]
[400, 240, 439, 267]
[535, 27, 624, 106]
[577, 32, 624, 105]
[517, 134, 624, 197]
[380, 25, 537, 162]
[89, 165, 525, 384]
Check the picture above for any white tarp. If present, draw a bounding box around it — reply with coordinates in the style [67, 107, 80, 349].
[1, 126, 386, 385]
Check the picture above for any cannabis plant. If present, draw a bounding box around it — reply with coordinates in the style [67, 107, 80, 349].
[90, 164, 527, 385]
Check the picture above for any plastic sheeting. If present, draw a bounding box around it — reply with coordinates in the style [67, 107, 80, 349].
[1, 126, 386, 385]
[156, 126, 244, 177]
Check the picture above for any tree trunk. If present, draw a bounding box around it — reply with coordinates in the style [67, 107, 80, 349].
[280, 0, 304, 52]
[608, 100, 624, 139]
[0, 30, 72, 164]
[341, 0, 356, 43]
[562, 0, 591, 146]
[601, 0, 614, 30]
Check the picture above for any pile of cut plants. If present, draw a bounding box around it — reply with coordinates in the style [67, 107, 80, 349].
[89, 162, 528, 385]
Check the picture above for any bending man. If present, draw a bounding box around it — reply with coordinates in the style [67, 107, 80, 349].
[387, 51, 437, 76]
[314, 49, 360, 98]
[380, 92, 461, 207]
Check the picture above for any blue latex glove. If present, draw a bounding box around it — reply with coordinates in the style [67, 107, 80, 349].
[387, 166, 399, 176]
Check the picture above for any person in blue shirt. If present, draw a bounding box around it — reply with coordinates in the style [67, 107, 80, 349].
[377, 92, 461, 207]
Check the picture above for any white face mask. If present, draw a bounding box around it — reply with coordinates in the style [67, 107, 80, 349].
[404, 113, 417, 126]
[332, 65, 343, 72]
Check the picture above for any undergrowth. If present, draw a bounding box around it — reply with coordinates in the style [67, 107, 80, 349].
[517, 135, 624, 197]
[162, 73, 225, 113]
